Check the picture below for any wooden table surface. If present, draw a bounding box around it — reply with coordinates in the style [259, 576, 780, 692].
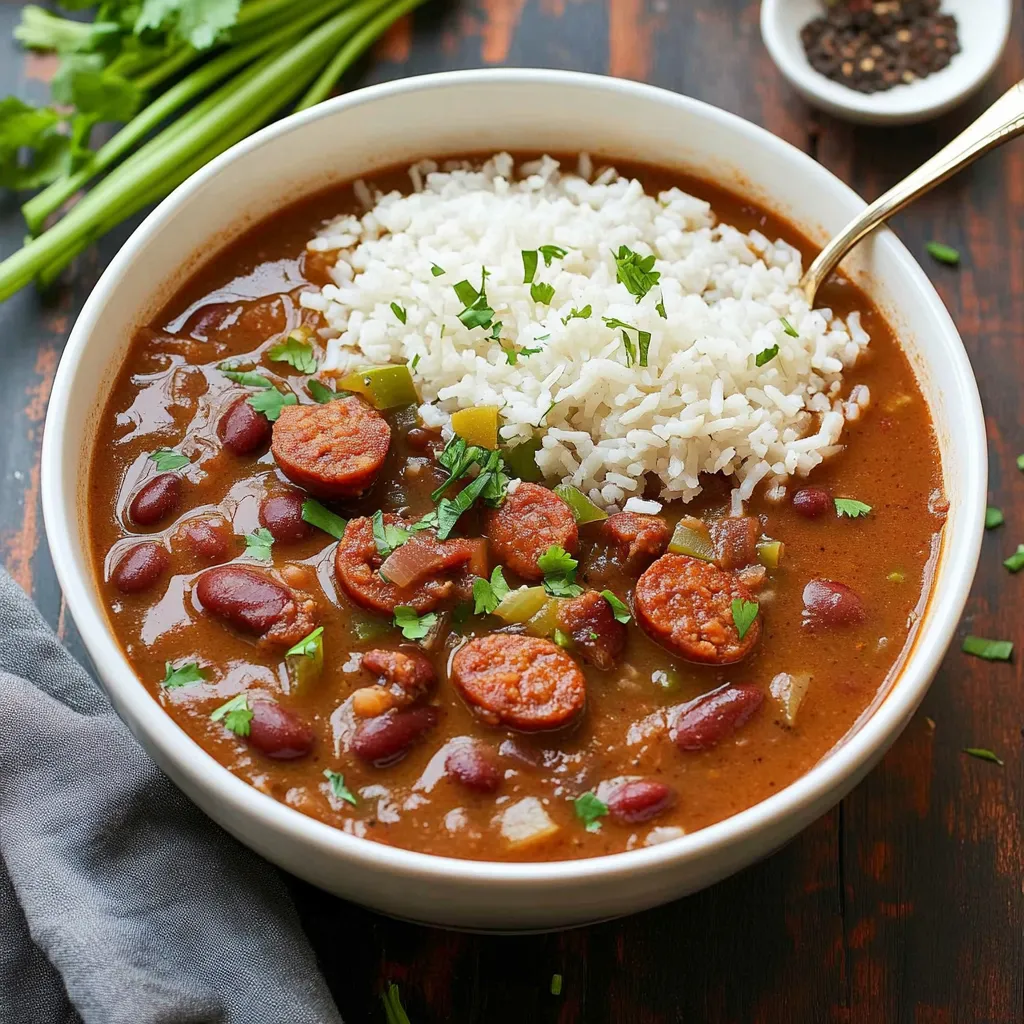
[2, 2, 1022, 1021]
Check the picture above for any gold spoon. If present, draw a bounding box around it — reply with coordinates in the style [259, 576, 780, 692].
[801, 79, 1024, 305]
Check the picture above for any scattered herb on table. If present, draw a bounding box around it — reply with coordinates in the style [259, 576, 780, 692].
[985, 506, 1004, 529]
[550, 974, 563, 996]
[381, 982, 412, 1024]
[730, 598, 759, 641]
[926, 241, 961, 266]
[1004, 545, 1024, 573]
[161, 661, 205, 689]
[963, 748, 1004, 766]
[574, 791, 608, 832]
[962, 636, 1013, 661]
[835, 497, 872, 518]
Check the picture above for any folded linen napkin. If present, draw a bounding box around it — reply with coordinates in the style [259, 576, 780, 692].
[0, 568, 343, 1024]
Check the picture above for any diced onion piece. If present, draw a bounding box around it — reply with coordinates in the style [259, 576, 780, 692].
[644, 826, 685, 846]
[339, 364, 418, 409]
[502, 437, 542, 482]
[493, 586, 549, 624]
[379, 536, 448, 589]
[667, 517, 715, 561]
[757, 539, 785, 569]
[769, 672, 812, 727]
[451, 406, 499, 449]
[525, 597, 561, 638]
[623, 497, 662, 515]
[498, 797, 560, 849]
[554, 484, 608, 524]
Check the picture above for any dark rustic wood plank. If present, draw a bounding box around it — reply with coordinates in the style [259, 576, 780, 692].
[0, 1, 1021, 1022]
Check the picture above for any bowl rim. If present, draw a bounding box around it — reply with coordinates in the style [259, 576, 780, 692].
[759, 0, 1013, 123]
[41, 67, 985, 887]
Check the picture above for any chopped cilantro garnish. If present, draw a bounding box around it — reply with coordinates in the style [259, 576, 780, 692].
[1004, 545, 1024, 573]
[453, 272, 494, 331]
[638, 330, 651, 367]
[219, 365, 274, 387]
[602, 317, 651, 367]
[149, 448, 190, 472]
[600, 590, 631, 624]
[323, 768, 358, 805]
[730, 598, 759, 640]
[963, 747, 1004, 766]
[574, 791, 608, 832]
[620, 330, 636, 367]
[268, 333, 317, 374]
[286, 626, 324, 659]
[522, 249, 539, 284]
[530, 281, 555, 305]
[161, 661, 205, 689]
[562, 304, 592, 325]
[210, 692, 253, 737]
[410, 353, 421, 371]
[434, 449, 507, 540]
[539, 244, 568, 266]
[301, 499, 346, 539]
[390, 301, 407, 325]
[473, 565, 511, 615]
[371, 510, 412, 558]
[246, 388, 296, 422]
[393, 605, 437, 641]
[612, 244, 660, 302]
[756, 344, 779, 367]
[985, 506, 1004, 529]
[962, 635, 1013, 661]
[835, 497, 872, 518]
[655, 294, 667, 319]
[430, 263, 445, 277]
[308, 379, 344, 403]
[538, 544, 584, 598]
[244, 527, 274, 561]
[926, 241, 960, 266]
[779, 317, 799, 338]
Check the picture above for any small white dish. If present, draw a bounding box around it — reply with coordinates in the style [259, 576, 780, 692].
[761, 0, 1012, 125]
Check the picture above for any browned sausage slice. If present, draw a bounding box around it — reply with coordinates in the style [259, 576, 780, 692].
[485, 483, 577, 581]
[556, 591, 627, 670]
[600, 512, 670, 565]
[334, 514, 477, 615]
[271, 395, 390, 499]
[195, 565, 318, 648]
[450, 634, 586, 731]
[634, 554, 760, 665]
[710, 516, 759, 570]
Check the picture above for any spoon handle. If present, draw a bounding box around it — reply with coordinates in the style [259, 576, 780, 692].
[801, 79, 1024, 304]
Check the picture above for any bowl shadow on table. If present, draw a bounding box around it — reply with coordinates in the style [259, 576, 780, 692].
[286, 821, 825, 1023]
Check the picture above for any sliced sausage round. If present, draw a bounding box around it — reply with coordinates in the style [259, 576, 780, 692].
[601, 512, 670, 564]
[671, 683, 764, 751]
[271, 395, 390, 499]
[195, 565, 317, 648]
[450, 634, 586, 732]
[485, 482, 577, 581]
[361, 648, 436, 700]
[128, 473, 181, 526]
[351, 706, 440, 766]
[259, 491, 312, 543]
[248, 700, 315, 759]
[555, 590, 627, 671]
[218, 395, 272, 455]
[111, 543, 169, 594]
[334, 514, 476, 615]
[634, 554, 761, 665]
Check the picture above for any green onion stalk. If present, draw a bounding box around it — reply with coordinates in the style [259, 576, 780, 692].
[1, 0, 427, 303]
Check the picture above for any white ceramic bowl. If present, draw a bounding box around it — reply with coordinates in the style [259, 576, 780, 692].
[40, 69, 985, 931]
[761, 0, 1012, 125]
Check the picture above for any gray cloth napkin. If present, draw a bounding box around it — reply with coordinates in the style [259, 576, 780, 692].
[0, 568, 344, 1024]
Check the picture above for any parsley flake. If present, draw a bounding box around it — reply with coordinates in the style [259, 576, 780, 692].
[410, 354, 421, 371]
[161, 661, 205, 689]
[612, 245, 660, 302]
[538, 544, 584, 598]
[149, 448, 190, 472]
[963, 747, 1004, 766]
[530, 281, 555, 305]
[962, 635, 1013, 661]
[756, 344, 779, 367]
[430, 263, 445, 277]
[286, 626, 324, 659]
[601, 590, 631, 624]
[655, 294, 667, 319]
[268, 332, 317, 374]
[323, 768, 358, 805]
[301, 499, 346, 539]
[210, 692, 253, 737]
[562, 305, 592, 325]
[453, 272, 494, 331]
[473, 565, 511, 615]
[926, 241, 960, 266]
[393, 605, 437, 641]
[371, 510, 412, 559]
[985, 506, 1004, 529]
[307, 379, 345, 403]
[219, 366, 274, 387]
[390, 301, 407, 325]
[539, 244, 568, 266]
[779, 317, 799, 338]
[730, 598, 759, 640]
[835, 498, 872, 518]
[574, 791, 608, 832]
[244, 527, 274, 561]
[246, 388, 296, 422]
[522, 249, 539, 284]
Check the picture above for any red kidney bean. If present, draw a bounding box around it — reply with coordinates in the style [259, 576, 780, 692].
[445, 743, 501, 793]
[218, 396, 271, 455]
[606, 780, 676, 824]
[111, 543, 169, 593]
[259, 491, 312, 543]
[351, 706, 440, 766]
[128, 473, 181, 526]
[802, 579, 866, 626]
[792, 487, 832, 518]
[672, 684, 764, 751]
[178, 518, 232, 562]
[195, 566, 291, 633]
[247, 699, 314, 759]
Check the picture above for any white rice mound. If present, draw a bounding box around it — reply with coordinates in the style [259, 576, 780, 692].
[305, 153, 871, 510]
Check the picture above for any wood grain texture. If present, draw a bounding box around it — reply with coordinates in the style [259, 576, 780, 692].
[0, 1, 1021, 1020]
